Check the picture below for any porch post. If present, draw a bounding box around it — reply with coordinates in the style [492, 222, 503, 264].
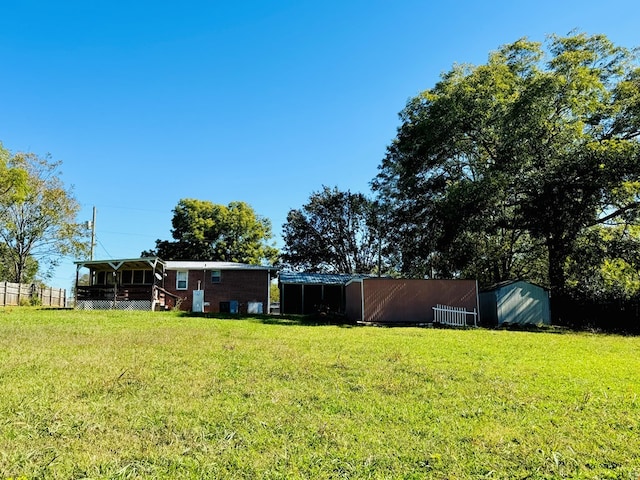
[74, 265, 80, 308]
[267, 270, 271, 314]
[150, 262, 156, 311]
[112, 270, 117, 309]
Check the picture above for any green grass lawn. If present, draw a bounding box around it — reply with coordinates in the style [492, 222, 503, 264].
[0, 308, 638, 479]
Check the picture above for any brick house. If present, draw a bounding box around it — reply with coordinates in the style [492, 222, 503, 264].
[164, 261, 277, 314]
[74, 257, 276, 313]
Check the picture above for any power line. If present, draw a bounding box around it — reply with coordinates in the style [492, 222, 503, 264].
[96, 237, 113, 259]
[99, 230, 160, 238]
[80, 203, 170, 214]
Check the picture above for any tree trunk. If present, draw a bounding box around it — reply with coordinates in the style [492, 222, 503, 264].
[547, 239, 570, 325]
[13, 259, 22, 284]
[547, 240, 567, 295]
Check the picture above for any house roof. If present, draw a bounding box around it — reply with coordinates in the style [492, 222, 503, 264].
[279, 272, 372, 285]
[74, 258, 276, 273]
[164, 261, 276, 272]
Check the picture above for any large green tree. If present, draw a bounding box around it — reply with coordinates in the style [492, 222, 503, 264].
[0, 143, 32, 282]
[281, 186, 390, 274]
[566, 224, 640, 302]
[0, 143, 27, 202]
[144, 199, 278, 264]
[374, 32, 640, 295]
[0, 150, 88, 283]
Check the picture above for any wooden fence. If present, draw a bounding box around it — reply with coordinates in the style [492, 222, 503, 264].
[0, 281, 67, 307]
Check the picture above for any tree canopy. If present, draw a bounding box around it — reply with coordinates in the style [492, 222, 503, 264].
[0, 143, 27, 203]
[374, 32, 640, 297]
[143, 199, 278, 265]
[0, 149, 88, 283]
[281, 186, 389, 274]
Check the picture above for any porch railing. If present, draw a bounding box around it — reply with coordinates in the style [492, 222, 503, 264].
[76, 285, 155, 301]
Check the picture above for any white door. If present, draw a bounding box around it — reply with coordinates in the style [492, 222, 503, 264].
[192, 290, 204, 312]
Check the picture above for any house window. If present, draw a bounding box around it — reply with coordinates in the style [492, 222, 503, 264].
[211, 270, 221, 283]
[176, 271, 188, 290]
[121, 270, 133, 284]
[95, 271, 115, 285]
[133, 270, 145, 284]
[120, 270, 154, 284]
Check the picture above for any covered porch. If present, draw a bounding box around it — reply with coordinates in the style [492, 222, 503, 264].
[74, 257, 175, 311]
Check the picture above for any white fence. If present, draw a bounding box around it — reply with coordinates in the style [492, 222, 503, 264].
[432, 304, 478, 327]
[0, 281, 67, 307]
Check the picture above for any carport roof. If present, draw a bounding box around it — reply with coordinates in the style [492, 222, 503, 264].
[279, 272, 372, 285]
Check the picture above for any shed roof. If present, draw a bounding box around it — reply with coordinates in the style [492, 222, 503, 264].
[279, 272, 372, 285]
[480, 279, 549, 293]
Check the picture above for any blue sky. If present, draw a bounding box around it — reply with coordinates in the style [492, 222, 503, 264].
[1, 0, 639, 290]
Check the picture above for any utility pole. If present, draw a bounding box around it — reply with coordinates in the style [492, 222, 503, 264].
[89, 206, 96, 260]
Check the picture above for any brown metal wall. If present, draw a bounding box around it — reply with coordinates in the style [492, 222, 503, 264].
[358, 278, 478, 324]
[345, 281, 363, 322]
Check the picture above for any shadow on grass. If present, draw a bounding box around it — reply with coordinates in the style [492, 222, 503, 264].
[173, 311, 578, 332]
[485, 323, 571, 334]
[486, 322, 640, 336]
[178, 311, 358, 327]
[44, 306, 637, 335]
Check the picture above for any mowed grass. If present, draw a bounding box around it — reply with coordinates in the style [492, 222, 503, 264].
[0, 309, 638, 479]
